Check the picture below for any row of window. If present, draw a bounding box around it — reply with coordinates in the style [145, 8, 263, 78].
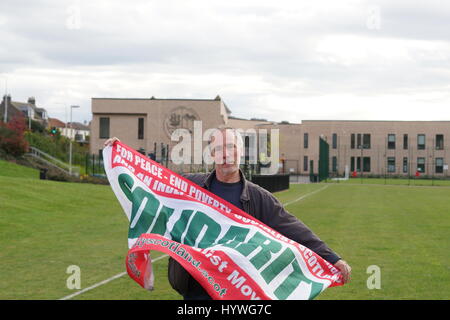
[302, 156, 445, 174]
[303, 133, 445, 150]
[304, 133, 341, 149]
[387, 134, 444, 150]
[384, 157, 445, 174]
[348, 157, 445, 174]
[99, 117, 144, 140]
[302, 156, 343, 173]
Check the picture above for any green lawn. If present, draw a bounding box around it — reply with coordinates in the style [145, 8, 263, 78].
[0, 173, 449, 300]
[0, 159, 39, 179]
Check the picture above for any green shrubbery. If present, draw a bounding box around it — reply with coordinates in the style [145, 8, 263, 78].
[0, 117, 106, 184]
[24, 129, 88, 166]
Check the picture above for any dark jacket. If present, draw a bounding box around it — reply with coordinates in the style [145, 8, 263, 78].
[168, 169, 341, 296]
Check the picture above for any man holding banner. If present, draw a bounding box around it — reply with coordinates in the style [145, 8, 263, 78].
[104, 127, 351, 300]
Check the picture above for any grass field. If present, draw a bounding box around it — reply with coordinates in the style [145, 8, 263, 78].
[0, 159, 39, 179]
[0, 163, 449, 300]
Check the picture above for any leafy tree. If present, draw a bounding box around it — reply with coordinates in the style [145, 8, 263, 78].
[0, 114, 29, 157]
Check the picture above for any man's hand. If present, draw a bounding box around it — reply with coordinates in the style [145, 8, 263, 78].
[103, 137, 120, 148]
[334, 260, 351, 284]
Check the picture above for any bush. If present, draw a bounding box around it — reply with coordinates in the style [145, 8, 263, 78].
[24, 130, 88, 166]
[0, 115, 29, 157]
[30, 120, 46, 133]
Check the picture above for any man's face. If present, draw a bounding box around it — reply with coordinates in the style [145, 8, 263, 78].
[210, 129, 242, 176]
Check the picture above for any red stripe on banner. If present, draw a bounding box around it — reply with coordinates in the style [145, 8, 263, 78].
[126, 234, 271, 300]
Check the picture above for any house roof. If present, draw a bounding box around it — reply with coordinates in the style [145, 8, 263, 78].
[11, 101, 33, 110]
[67, 122, 90, 131]
[48, 118, 66, 128]
[10, 99, 48, 119]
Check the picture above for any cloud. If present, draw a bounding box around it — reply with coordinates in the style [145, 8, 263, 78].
[1, 0, 450, 123]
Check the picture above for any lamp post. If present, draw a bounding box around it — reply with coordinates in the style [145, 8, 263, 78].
[3, 78, 7, 123]
[69, 105, 80, 175]
[358, 144, 363, 183]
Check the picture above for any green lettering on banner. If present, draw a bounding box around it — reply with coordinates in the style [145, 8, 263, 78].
[273, 255, 323, 300]
[118, 173, 134, 200]
[118, 173, 161, 239]
[150, 205, 174, 236]
[183, 211, 221, 248]
[217, 226, 250, 249]
[235, 232, 282, 270]
[170, 210, 194, 242]
[260, 247, 296, 284]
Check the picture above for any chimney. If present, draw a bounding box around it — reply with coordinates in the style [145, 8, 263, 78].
[3, 94, 11, 104]
[28, 97, 36, 105]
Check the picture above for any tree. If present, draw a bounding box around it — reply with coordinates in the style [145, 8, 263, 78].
[0, 114, 29, 157]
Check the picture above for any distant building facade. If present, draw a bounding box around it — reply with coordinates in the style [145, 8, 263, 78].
[47, 118, 90, 143]
[91, 96, 450, 177]
[64, 122, 90, 143]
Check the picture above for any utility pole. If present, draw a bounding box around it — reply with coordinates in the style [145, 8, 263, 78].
[3, 78, 7, 122]
[360, 144, 363, 184]
[69, 105, 80, 175]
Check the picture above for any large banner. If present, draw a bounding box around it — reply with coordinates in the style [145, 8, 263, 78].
[103, 142, 343, 300]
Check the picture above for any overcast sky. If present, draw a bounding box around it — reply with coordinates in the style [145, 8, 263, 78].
[1, 0, 450, 124]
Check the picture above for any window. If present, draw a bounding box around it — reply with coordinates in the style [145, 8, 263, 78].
[418, 134, 426, 150]
[332, 156, 337, 172]
[387, 157, 396, 173]
[99, 117, 110, 139]
[403, 157, 408, 173]
[403, 134, 408, 150]
[332, 133, 337, 149]
[138, 117, 144, 140]
[436, 158, 444, 173]
[357, 157, 371, 172]
[351, 133, 370, 149]
[417, 157, 426, 173]
[351, 157, 355, 172]
[436, 134, 444, 150]
[364, 157, 371, 172]
[304, 133, 308, 149]
[388, 134, 396, 149]
[357, 134, 362, 148]
[303, 156, 308, 172]
[74, 133, 83, 141]
[363, 134, 371, 149]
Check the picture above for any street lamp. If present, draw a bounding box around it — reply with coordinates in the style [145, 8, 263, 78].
[358, 144, 363, 183]
[69, 105, 80, 175]
[2, 77, 8, 123]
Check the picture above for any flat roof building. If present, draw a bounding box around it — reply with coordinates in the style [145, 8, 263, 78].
[91, 97, 450, 178]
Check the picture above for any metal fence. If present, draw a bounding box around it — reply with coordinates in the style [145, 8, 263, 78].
[323, 142, 449, 186]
